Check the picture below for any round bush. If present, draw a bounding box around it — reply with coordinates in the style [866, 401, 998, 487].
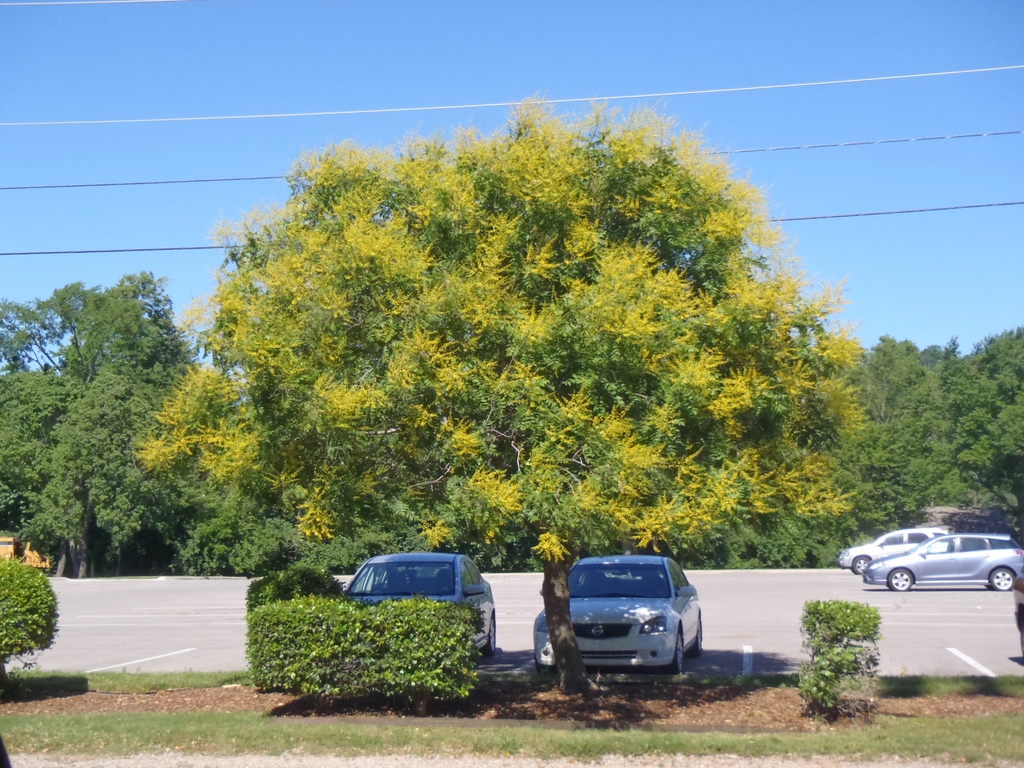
[245, 563, 343, 613]
[0, 559, 58, 677]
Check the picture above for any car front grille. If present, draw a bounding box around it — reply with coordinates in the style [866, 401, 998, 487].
[572, 622, 632, 639]
[580, 650, 638, 661]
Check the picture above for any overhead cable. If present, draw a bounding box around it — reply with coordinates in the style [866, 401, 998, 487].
[2, 64, 1022, 128]
[774, 201, 1024, 222]
[0, 246, 221, 256]
[0, 0, 202, 5]
[713, 129, 1024, 155]
[3, 128, 1021, 192]
[0, 175, 284, 191]
[3, 202, 1022, 256]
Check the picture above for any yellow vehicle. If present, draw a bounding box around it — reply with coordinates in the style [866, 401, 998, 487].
[0, 537, 51, 570]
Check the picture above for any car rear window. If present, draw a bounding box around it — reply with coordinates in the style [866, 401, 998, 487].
[348, 562, 455, 596]
[569, 564, 671, 599]
[988, 538, 1022, 550]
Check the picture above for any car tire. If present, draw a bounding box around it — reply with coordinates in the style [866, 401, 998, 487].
[684, 614, 703, 658]
[989, 567, 1015, 592]
[481, 614, 497, 657]
[534, 660, 555, 675]
[663, 625, 685, 675]
[852, 556, 870, 575]
[887, 568, 914, 592]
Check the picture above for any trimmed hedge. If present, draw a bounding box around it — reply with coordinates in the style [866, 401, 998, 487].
[799, 599, 881, 718]
[247, 596, 479, 714]
[0, 559, 58, 680]
[245, 564, 343, 613]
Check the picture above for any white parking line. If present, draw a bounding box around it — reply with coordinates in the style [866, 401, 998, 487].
[741, 645, 753, 676]
[946, 647, 997, 677]
[85, 647, 197, 673]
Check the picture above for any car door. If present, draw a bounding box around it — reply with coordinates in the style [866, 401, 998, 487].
[667, 559, 697, 640]
[955, 536, 994, 583]
[913, 537, 959, 583]
[460, 557, 490, 644]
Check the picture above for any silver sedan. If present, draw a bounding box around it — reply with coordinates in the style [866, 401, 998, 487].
[533, 555, 702, 674]
[862, 534, 1023, 592]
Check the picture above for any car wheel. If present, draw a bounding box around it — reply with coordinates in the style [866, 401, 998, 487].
[887, 568, 914, 592]
[684, 614, 703, 658]
[989, 567, 1015, 592]
[663, 625, 685, 675]
[534, 660, 555, 675]
[852, 556, 870, 575]
[480, 613, 497, 657]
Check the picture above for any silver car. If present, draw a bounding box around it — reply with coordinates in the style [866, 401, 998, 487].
[533, 555, 702, 674]
[861, 534, 1024, 592]
[836, 527, 946, 575]
[347, 552, 497, 656]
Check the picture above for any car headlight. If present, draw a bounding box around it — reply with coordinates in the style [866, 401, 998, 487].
[639, 615, 668, 634]
[534, 613, 548, 634]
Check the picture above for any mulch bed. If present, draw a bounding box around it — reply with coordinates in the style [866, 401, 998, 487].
[2, 680, 1023, 732]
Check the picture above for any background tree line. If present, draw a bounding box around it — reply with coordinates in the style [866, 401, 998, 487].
[1, 120, 1022, 580]
[5, 280, 1020, 578]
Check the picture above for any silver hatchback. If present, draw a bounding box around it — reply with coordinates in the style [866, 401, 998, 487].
[862, 534, 1023, 592]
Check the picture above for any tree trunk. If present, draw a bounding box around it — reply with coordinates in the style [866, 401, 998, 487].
[542, 555, 591, 693]
[55, 540, 68, 578]
[69, 539, 87, 579]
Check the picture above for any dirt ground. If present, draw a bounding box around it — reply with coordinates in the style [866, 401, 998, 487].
[3, 680, 1024, 731]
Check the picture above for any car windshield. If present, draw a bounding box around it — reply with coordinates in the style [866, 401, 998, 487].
[569, 564, 671, 599]
[348, 562, 455, 596]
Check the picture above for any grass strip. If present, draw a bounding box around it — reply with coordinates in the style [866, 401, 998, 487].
[1, 711, 1022, 761]
[8, 671, 252, 696]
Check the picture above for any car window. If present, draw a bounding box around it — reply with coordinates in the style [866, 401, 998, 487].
[667, 560, 688, 589]
[569, 564, 671, 599]
[348, 562, 455, 596]
[988, 538, 1020, 550]
[460, 560, 476, 587]
[466, 558, 483, 584]
[906, 532, 930, 544]
[924, 539, 954, 555]
[880, 534, 905, 547]
[959, 537, 990, 552]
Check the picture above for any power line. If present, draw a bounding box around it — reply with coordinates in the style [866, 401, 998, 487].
[713, 129, 1024, 155]
[0, 0, 203, 5]
[3, 128, 1021, 192]
[3, 64, 1022, 128]
[2, 201, 1021, 256]
[0, 175, 285, 191]
[774, 201, 1024, 222]
[0, 246, 221, 256]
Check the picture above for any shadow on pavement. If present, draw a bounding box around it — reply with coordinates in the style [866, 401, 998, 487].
[478, 647, 798, 677]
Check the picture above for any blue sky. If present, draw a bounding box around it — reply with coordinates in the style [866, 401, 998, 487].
[1, 0, 1021, 351]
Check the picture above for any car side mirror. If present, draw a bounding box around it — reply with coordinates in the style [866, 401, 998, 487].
[677, 585, 697, 598]
[463, 584, 485, 597]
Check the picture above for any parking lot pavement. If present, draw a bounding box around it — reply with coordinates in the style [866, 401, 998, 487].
[30, 577, 249, 674]
[30, 569, 1024, 677]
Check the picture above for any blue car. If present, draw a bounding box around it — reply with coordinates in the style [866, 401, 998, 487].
[862, 533, 1024, 592]
[347, 552, 496, 656]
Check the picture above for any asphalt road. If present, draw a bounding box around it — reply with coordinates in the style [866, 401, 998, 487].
[30, 569, 1024, 677]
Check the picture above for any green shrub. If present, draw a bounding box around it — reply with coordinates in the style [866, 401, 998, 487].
[245, 564, 343, 613]
[798, 599, 881, 718]
[247, 596, 478, 714]
[0, 559, 58, 681]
